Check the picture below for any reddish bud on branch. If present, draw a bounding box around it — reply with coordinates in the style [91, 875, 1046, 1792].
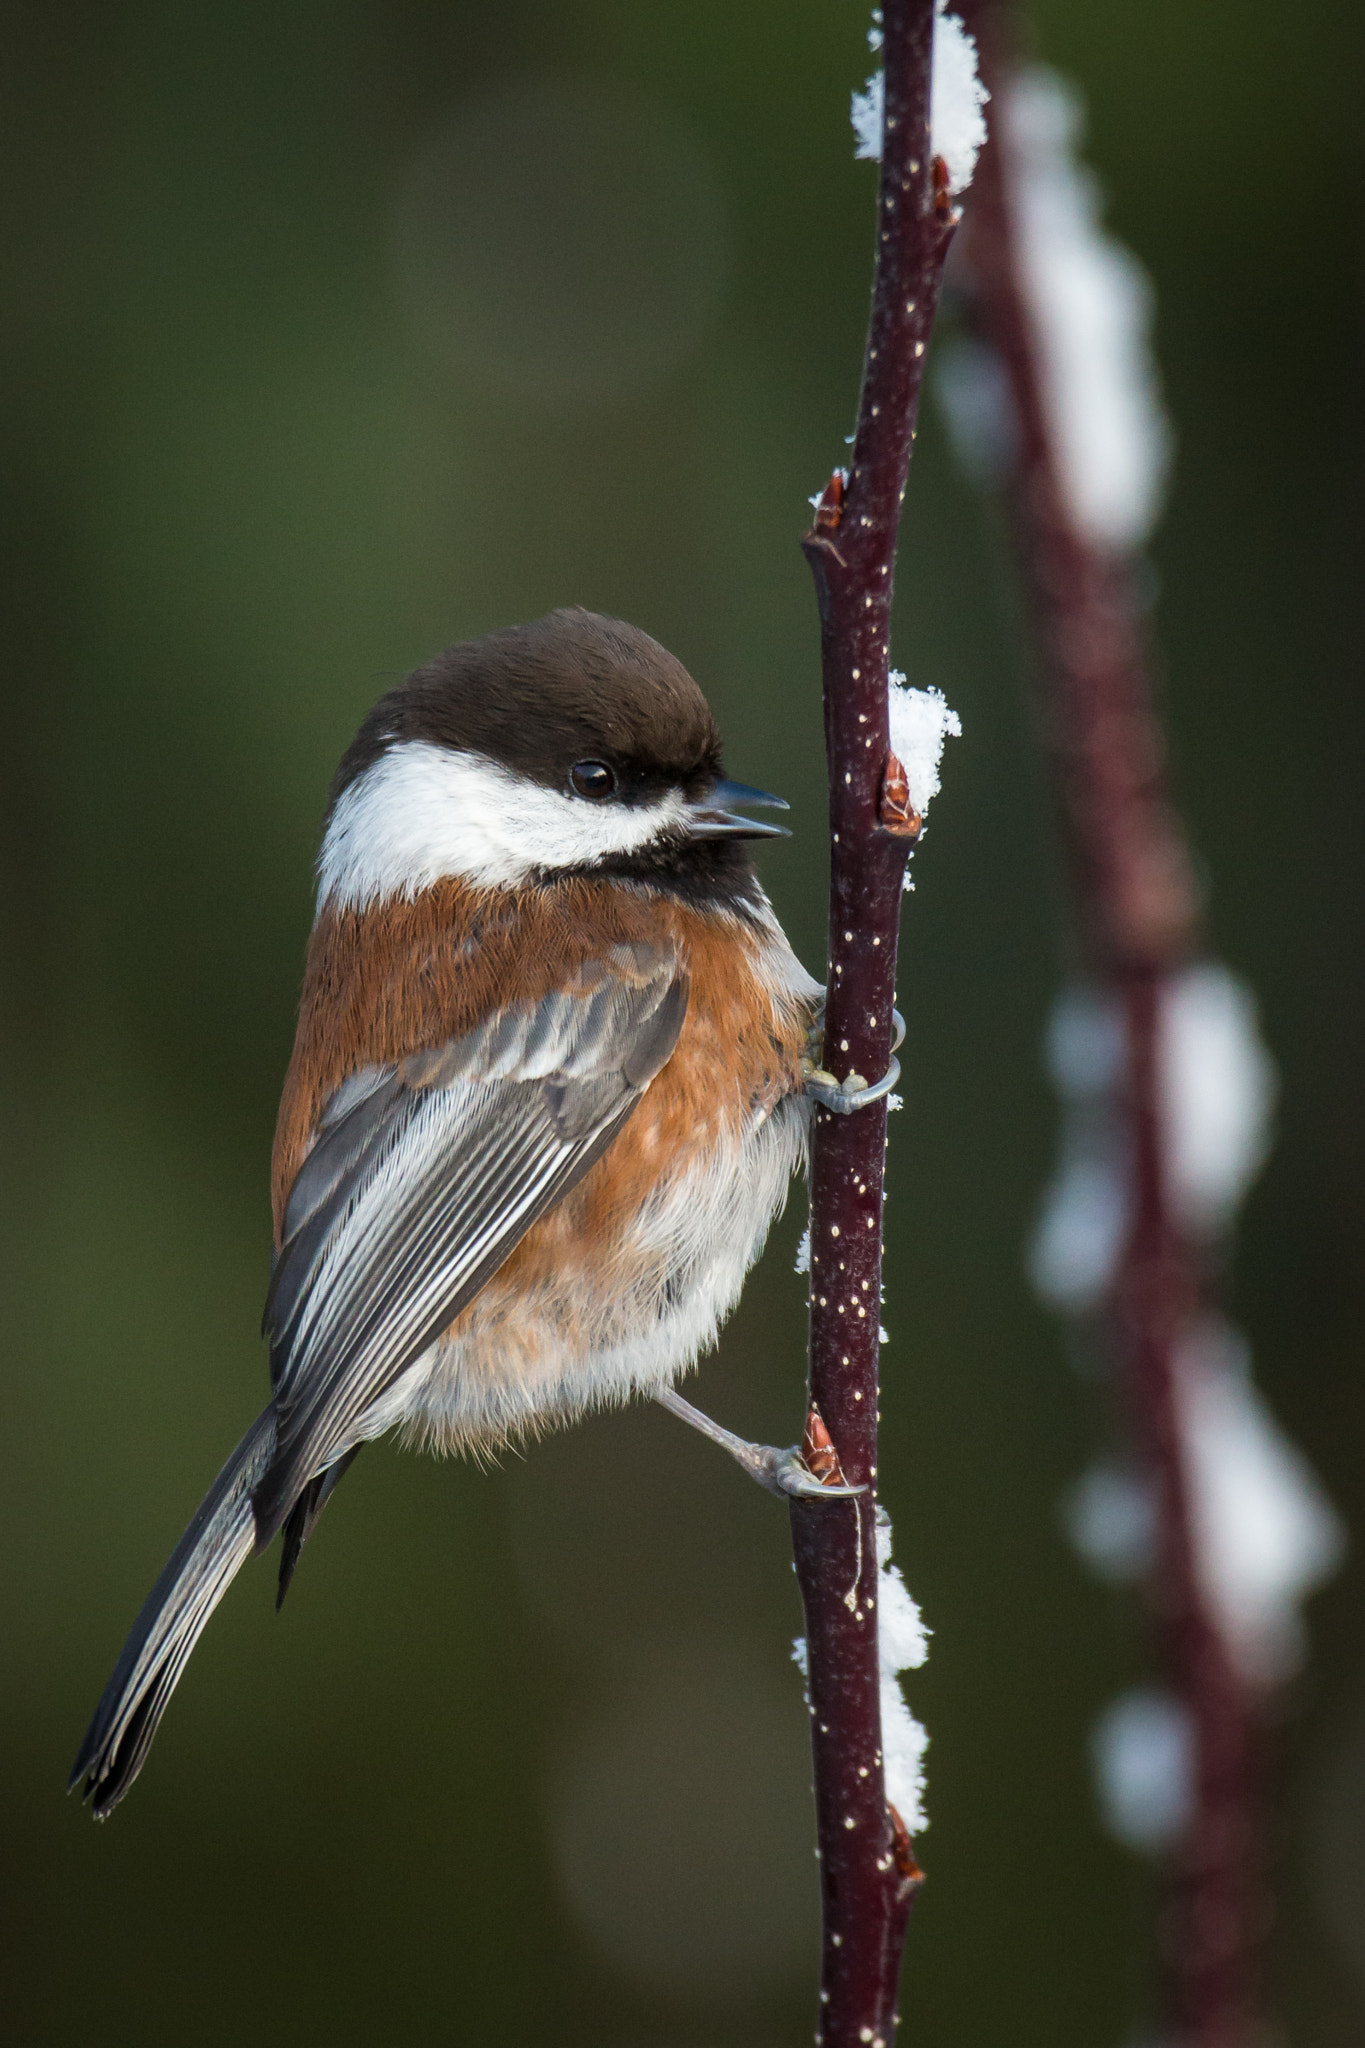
[889, 1805, 926, 1903]
[802, 1406, 852, 1490]
[814, 470, 846, 533]
[879, 754, 924, 839]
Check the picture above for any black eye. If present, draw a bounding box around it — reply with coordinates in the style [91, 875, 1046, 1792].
[569, 760, 616, 801]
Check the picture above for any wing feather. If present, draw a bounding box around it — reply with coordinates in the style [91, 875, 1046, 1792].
[252, 960, 686, 1544]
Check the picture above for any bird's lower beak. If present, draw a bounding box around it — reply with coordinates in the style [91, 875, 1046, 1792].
[685, 779, 791, 841]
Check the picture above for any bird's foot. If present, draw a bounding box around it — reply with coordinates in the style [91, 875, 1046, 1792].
[655, 1387, 863, 1500]
[800, 1005, 907, 1114]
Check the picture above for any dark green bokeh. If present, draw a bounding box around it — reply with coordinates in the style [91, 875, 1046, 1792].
[2, 2, 1361, 2041]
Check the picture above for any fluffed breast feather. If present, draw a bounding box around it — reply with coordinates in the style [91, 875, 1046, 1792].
[253, 874, 815, 1539]
[272, 874, 812, 1238]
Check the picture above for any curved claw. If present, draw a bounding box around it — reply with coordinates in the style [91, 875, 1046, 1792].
[802, 1003, 906, 1114]
[757, 1446, 866, 1501]
[805, 1055, 900, 1114]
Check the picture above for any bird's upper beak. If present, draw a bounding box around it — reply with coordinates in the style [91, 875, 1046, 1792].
[684, 779, 791, 841]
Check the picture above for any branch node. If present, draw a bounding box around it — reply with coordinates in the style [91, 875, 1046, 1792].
[802, 529, 850, 571]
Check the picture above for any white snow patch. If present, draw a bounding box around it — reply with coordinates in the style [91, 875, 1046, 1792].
[1092, 1687, 1193, 1852]
[1063, 1323, 1344, 1687]
[1063, 1462, 1156, 1583]
[887, 673, 961, 816]
[1178, 1320, 1345, 1686]
[1028, 967, 1277, 1310]
[851, 70, 885, 162]
[791, 1521, 932, 1832]
[876, 1509, 930, 1830]
[1004, 67, 1172, 551]
[852, 3, 988, 196]
[1029, 1153, 1128, 1313]
[931, 6, 988, 193]
[1161, 963, 1277, 1235]
[1029, 982, 1129, 1307]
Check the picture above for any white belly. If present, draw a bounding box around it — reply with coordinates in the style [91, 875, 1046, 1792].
[368, 1089, 810, 1456]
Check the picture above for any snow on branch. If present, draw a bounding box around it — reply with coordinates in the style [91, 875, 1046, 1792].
[1036, 964, 1344, 1688]
[1029, 964, 1277, 1314]
[1067, 1320, 1345, 1691]
[794, 1507, 930, 1833]
[1177, 1320, 1345, 1686]
[853, 1, 989, 195]
[1003, 66, 1172, 551]
[1091, 1687, 1194, 1853]
[887, 674, 962, 816]
[876, 1510, 931, 1830]
[1084, 1317, 1343, 1858]
[1160, 964, 1277, 1234]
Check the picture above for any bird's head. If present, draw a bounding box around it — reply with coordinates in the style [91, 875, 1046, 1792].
[317, 608, 788, 913]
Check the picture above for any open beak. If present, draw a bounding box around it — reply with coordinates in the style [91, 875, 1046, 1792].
[685, 779, 791, 842]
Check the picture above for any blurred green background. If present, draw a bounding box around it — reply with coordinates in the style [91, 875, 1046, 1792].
[2, 1, 1361, 2041]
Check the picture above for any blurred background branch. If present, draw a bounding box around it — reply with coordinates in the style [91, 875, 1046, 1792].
[952, 6, 1344, 2042]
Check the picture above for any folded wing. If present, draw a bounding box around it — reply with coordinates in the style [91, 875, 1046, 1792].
[252, 947, 688, 1543]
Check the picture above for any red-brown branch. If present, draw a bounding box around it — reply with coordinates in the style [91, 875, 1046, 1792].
[792, 4, 955, 2041]
[957, 8, 1262, 2041]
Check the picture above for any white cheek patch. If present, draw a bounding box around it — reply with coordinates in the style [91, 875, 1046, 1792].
[317, 740, 687, 910]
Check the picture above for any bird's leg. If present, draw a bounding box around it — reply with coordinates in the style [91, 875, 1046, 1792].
[654, 1387, 863, 1501]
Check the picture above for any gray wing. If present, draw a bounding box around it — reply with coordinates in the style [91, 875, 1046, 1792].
[252, 951, 688, 1545]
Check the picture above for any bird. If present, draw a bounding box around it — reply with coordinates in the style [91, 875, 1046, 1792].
[70, 607, 861, 1818]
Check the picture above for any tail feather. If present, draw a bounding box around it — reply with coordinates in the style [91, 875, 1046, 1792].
[276, 1444, 363, 1610]
[70, 1407, 276, 1818]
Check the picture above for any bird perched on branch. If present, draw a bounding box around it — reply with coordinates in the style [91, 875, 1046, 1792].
[72, 607, 845, 1816]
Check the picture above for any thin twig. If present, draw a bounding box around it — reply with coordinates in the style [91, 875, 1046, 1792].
[792, 4, 955, 2042]
[956, 9, 1261, 2040]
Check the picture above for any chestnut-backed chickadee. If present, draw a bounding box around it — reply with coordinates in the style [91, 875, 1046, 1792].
[72, 607, 853, 1816]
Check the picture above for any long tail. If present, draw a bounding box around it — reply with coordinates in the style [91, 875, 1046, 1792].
[70, 1407, 277, 1818]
